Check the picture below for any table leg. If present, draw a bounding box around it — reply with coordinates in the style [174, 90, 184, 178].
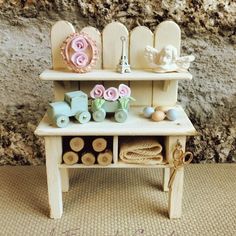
[60, 168, 69, 192]
[165, 136, 186, 219]
[45, 136, 63, 219]
[162, 168, 170, 192]
[168, 167, 184, 218]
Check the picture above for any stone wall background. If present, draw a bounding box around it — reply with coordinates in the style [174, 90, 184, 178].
[0, 0, 235, 165]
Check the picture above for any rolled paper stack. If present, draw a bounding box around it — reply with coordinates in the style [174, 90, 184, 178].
[92, 138, 107, 152]
[81, 152, 96, 166]
[97, 150, 113, 166]
[63, 151, 79, 165]
[69, 137, 84, 152]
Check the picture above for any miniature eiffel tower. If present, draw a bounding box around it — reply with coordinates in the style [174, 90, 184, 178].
[117, 36, 131, 73]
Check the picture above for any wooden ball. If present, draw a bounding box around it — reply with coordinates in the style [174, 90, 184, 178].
[155, 106, 167, 112]
[151, 110, 165, 122]
[143, 106, 155, 118]
[154, 106, 162, 111]
[166, 109, 179, 121]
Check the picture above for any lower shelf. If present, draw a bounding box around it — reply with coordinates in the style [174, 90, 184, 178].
[61, 135, 167, 167]
[58, 161, 169, 169]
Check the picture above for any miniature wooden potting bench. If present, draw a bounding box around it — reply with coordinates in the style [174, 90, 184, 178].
[35, 20, 197, 219]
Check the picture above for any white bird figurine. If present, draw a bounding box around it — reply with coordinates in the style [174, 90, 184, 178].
[145, 44, 195, 73]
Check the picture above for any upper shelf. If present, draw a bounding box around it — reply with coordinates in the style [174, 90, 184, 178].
[40, 69, 193, 81]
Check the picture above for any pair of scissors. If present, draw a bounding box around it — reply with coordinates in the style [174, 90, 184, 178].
[168, 142, 193, 188]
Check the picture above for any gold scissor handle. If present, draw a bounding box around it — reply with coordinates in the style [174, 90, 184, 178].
[182, 152, 193, 165]
[168, 144, 193, 189]
[173, 148, 184, 161]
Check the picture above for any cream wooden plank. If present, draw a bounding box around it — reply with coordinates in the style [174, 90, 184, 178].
[51, 21, 77, 101]
[162, 168, 170, 192]
[154, 21, 181, 54]
[45, 136, 63, 219]
[130, 26, 153, 69]
[102, 22, 129, 88]
[152, 81, 178, 107]
[113, 136, 118, 164]
[35, 106, 197, 137]
[40, 69, 192, 81]
[104, 81, 128, 90]
[53, 81, 66, 101]
[164, 135, 186, 164]
[130, 26, 153, 106]
[80, 26, 102, 95]
[166, 136, 186, 219]
[102, 22, 129, 69]
[81, 26, 102, 69]
[53, 81, 79, 101]
[58, 162, 169, 169]
[51, 21, 75, 70]
[153, 21, 181, 106]
[60, 168, 69, 192]
[79, 81, 100, 96]
[169, 167, 184, 218]
[130, 81, 152, 107]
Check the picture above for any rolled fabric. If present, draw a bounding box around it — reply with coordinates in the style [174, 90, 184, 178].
[119, 137, 163, 165]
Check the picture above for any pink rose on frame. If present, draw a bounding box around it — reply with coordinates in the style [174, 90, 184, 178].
[71, 52, 88, 68]
[104, 87, 119, 101]
[118, 84, 131, 97]
[90, 84, 105, 99]
[71, 36, 88, 51]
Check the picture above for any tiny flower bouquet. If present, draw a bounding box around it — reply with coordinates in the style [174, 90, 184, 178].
[90, 84, 135, 122]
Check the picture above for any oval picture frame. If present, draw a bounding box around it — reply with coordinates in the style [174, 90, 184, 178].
[61, 32, 98, 73]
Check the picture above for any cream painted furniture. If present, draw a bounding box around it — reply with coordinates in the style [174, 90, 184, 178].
[35, 20, 197, 219]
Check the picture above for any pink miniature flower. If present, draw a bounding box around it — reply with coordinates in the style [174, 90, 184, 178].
[118, 84, 131, 97]
[71, 52, 88, 67]
[71, 36, 88, 51]
[90, 84, 105, 99]
[104, 87, 119, 101]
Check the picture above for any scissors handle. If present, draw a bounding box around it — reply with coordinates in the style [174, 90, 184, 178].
[173, 149, 184, 161]
[168, 141, 193, 188]
[183, 152, 193, 165]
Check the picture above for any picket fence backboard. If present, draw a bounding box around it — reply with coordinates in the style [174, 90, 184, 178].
[50, 20, 182, 107]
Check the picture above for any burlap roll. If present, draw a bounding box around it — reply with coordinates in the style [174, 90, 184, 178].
[119, 137, 163, 165]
